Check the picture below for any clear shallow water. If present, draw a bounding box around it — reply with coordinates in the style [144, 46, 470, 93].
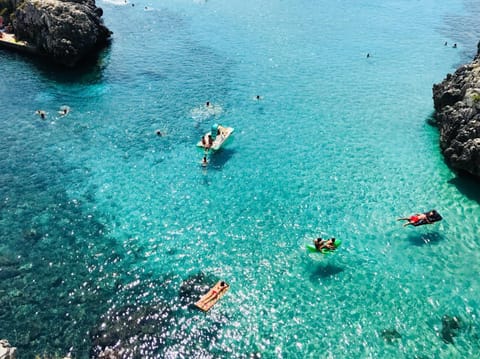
[1, 0, 480, 357]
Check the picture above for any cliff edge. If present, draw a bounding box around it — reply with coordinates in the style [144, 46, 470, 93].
[8, 0, 111, 66]
[432, 44, 480, 178]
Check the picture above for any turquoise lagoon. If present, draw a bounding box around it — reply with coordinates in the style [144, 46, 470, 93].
[0, 0, 480, 357]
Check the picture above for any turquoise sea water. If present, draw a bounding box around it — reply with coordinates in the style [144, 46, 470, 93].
[1, 0, 480, 357]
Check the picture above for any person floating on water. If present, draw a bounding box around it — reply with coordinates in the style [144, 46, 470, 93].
[397, 210, 441, 227]
[313, 237, 336, 251]
[201, 281, 227, 305]
[397, 213, 429, 227]
[453, 43, 457, 48]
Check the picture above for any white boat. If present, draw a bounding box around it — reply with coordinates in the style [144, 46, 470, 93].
[197, 123, 234, 151]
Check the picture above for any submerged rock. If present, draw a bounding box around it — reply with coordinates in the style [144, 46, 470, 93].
[22, 228, 42, 242]
[0, 254, 21, 280]
[0, 267, 21, 281]
[90, 303, 172, 358]
[380, 329, 402, 343]
[432, 43, 480, 178]
[441, 314, 461, 344]
[10, 0, 112, 67]
[0, 255, 19, 267]
[178, 271, 212, 307]
[89, 273, 231, 357]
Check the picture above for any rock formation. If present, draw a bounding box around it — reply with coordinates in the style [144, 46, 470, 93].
[0, 339, 16, 359]
[432, 44, 480, 178]
[9, 0, 112, 66]
[440, 314, 461, 344]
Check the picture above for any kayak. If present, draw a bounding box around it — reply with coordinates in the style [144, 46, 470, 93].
[306, 239, 342, 254]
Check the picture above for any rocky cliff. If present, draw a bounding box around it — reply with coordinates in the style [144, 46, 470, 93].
[432, 44, 480, 178]
[10, 0, 111, 66]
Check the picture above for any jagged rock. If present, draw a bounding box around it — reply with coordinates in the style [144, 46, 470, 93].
[11, 0, 112, 67]
[432, 45, 480, 178]
[0, 339, 17, 359]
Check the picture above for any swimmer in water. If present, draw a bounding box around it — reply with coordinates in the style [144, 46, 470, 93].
[36, 110, 46, 120]
[58, 106, 70, 116]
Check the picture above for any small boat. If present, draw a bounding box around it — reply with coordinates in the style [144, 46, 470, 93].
[197, 123, 234, 151]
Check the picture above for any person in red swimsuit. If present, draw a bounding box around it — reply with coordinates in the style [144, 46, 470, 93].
[409, 214, 420, 223]
[397, 212, 429, 227]
[202, 281, 227, 304]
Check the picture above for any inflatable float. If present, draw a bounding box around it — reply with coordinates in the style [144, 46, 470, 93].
[306, 239, 342, 254]
[194, 280, 229, 312]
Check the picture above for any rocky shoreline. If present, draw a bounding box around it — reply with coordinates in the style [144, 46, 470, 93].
[432, 43, 480, 178]
[1, 0, 111, 67]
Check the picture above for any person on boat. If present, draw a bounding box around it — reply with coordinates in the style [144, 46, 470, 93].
[217, 125, 227, 138]
[201, 134, 212, 149]
[397, 212, 431, 227]
[202, 281, 227, 304]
